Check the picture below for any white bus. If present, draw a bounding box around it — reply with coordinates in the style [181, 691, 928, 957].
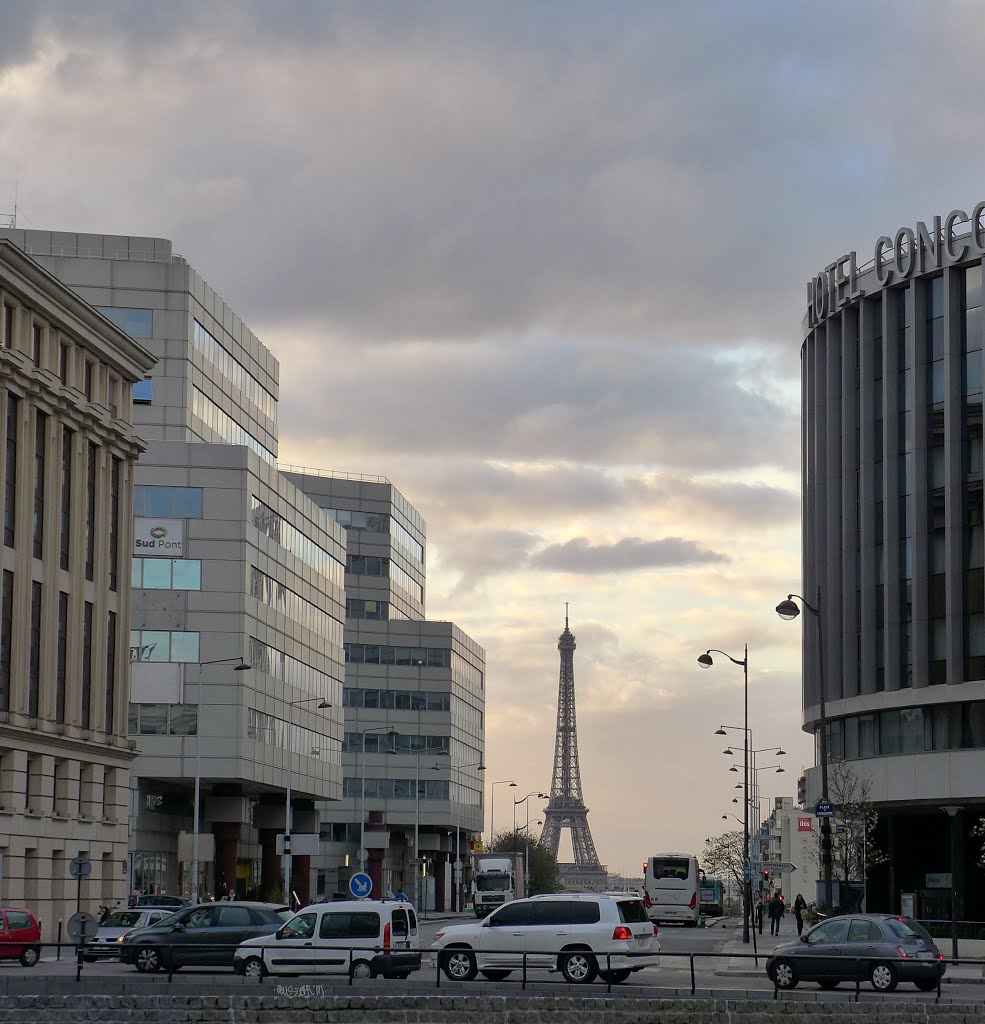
[642, 853, 701, 926]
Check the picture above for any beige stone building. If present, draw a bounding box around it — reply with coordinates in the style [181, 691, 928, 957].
[0, 242, 154, 938]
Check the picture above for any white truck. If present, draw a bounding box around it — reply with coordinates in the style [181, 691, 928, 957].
[470, 853, 526, 918]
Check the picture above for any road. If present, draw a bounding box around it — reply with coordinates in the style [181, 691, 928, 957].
[0, 918, 976, 1002]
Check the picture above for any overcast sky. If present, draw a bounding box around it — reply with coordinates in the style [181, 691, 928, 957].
[2, 1, 984, 876]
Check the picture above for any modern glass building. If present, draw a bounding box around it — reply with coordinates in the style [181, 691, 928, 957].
[800, 204, 985, 919]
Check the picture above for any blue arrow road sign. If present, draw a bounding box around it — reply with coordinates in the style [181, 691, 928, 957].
[743, 859, 751, 882]
[349, 871, 373, 898]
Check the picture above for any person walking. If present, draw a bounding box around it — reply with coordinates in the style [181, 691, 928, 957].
[793, 893, 807, 936]
[754, 888, 764, 934]
[768, 892, 785, 936]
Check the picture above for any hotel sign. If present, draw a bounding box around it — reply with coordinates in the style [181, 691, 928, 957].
[807, 202, 985, 327]
[133, 517, 184, 556]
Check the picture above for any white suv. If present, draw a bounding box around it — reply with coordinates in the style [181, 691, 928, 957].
[430, 893, 659, 984]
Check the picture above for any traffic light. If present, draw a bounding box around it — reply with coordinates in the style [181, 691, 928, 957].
[762, 869, 770, 883]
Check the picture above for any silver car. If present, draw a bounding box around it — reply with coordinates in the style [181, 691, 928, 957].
[83, 908, 176, 961]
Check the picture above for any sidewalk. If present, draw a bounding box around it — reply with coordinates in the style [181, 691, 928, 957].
[715, 931, 985, 983]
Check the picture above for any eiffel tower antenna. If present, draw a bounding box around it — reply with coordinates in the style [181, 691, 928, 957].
[540, 610, 607, 890]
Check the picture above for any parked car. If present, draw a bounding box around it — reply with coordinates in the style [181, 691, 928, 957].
[234, 900, 421, 979]
[118, 901, 291, 972]
[83, 908, 176, 962]
[130, 894, 190, 910]
[429, 892, 659, 984]
[766, 914, 946, 992]
[0, 908, 42, 967]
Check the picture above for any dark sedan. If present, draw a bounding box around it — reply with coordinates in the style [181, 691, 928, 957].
[766, 914, 945, 992]
[119, 902, 291, 973]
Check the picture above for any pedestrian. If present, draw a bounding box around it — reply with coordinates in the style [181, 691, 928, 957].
[768, 892, 785, 936]
[793, 893, 807, 936]
[754, 889, 764, 934]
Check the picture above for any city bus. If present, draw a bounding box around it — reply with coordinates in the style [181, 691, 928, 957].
[642, 853, 701, 927]
[699, 875, 724, 917]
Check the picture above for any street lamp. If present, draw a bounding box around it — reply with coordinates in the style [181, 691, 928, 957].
[408, 746, 449, 911]
[700, 644, 751, 945]
[489, 780, 516, 846]
[513, 792, 547, 893]
[191, 657, 250, 904]
[283, 696, 332, 905]
[776, 588, 833, 914]
[431, 760, 486, 912]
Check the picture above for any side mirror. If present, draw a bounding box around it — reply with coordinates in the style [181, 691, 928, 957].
[171, 923, 185, 932]
[276, 929, 286, 940]
[799, 934, 808, 943]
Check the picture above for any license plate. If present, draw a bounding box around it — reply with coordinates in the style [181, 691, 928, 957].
[915, 951, 934, 960]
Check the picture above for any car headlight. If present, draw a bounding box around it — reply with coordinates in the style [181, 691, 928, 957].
[119, 932, 134, 943]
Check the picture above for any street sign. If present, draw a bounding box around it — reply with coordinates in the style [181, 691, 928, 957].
[69, 856, 92, 878]
[349, 872, 373, 899]
[67, 911, 98, 943]
[753, 860, 797, 873]
[815, 799, 835, 817]
[742, 858, 751, 882]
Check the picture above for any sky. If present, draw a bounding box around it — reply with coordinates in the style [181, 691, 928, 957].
[2, 0, 984, 875]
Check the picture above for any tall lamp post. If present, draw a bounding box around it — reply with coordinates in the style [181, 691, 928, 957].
[283, 696, 333, 904]
[191, 657, 251, 904]
[410, 747, 450, 911]
[699, 644, 750, 944]
[489, 780, 516, 846]
[514, 792, 547, 894]
[431, 759, 486, 912]
[776, 589, 833, 914]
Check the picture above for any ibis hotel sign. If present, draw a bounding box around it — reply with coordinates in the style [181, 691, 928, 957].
[807, 202, 985, 328]
[133, 518, 184, 556]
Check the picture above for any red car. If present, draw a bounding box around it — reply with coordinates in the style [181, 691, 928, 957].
[0, 909, 42, 966]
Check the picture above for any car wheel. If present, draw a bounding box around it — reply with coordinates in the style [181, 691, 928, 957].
[135, 946, 162, 973]
[870, 962, 898, 992]
[559, 949, 598, 984]
[480, 969, 512, 981]
[440, 947, 477, 982]
[771, 958, 798, 989]
[599, 969, 632, 984]
[818, 978, 839, 990]
[242, 956, 266, 980]
[19, 947, 40, 968]
[350, 959, 377, 980]
[914, 978, 939, 992]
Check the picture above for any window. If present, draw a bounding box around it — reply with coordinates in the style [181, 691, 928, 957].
[105, 611, 117, 733]
[4, 393, 17, 547]
[250, 496, 344, 585]
[129, 629, 200, 663]
[191, 320, 276, 419]
[1, 303, 12, 349]
[651, 857, 691, 880]
[85, 442, 97, 580]
[60, 429, 72, 570]
[6, 912, 31, 930]
[109, 458, 120, 590]
[617, 899, 649, 924]
[191, 388, 275, 463]
[250, 567, 343, 644]
[83, 361, 94, 401]
[319, 911, 380, 939]
[95, 306, 153, 338]
[346, 598, 388, 621]
[56, 592, 68, 724]
[132, 557, 202, 590]
[487, 903, 533, 927]
[217, 906, 252, 927]
[32, 411, 46, 559]
[847, 919, 882, 942]
[59, 343, 70, 385]
[539, 901, 601, 926]
[0, 570, 12, 712]
[81, 602, 93, 730]
[133, 377, 153, 403]
[127, 703, 198, 737]
[282, 913, 316, 939]
[31, 323, 42, 366]
[133, 486, 203, 518]
[806, 919, 849, 944]
[28, 581, 41, 717]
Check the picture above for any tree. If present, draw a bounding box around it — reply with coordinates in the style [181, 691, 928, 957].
[702, 829, 745, 896]
[488, 830, 563, 895]
[807, 761, 887, 906]
[972, 818, 985, 871]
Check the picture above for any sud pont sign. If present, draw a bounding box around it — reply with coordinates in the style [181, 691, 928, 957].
[133, 518, 184, 555]
[806, 202, 985, 328]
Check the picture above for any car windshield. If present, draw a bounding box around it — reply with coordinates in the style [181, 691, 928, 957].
[475, 876, 509, 892]
[886, 917, 934, 942]
[617, 899, 649, 923]
[650, 857, 690, 880]
[102, 912, 144, 928]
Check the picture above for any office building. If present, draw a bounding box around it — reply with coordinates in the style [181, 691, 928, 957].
[799, 203, 985, 919]
[0, 240, 155, 933]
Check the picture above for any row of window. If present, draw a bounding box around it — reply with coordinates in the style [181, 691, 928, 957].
[192, 320, 276, 420]
[132, 557, 202, 590]
[346, 598, 388, 621]
[249, 638, 340, 700]
[129, 629, 200, 663]
[0, 567, 117, 728]
[96, 306, 154, 339]
[344, 643, 451, 667]
[328, 509, 386, 532]
[390, 560, 424, 603]
[133, 485, 203, 518]
[343, 688, 451, 711]
[342, 778, 450, 800]
[247, 708, 339, 759]
[390, 516, 424, 566]
[0, 751, 120, 820]
[128, 702, 198, 736]
[825, 700, 985, 760]
[192, 387, 275, 464]
[249, 567, 344, 646]
[342, 732, 449, 754]
[250, 496, 344, 586]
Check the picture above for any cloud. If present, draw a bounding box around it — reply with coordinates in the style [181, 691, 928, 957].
[529, 536, 727, 574]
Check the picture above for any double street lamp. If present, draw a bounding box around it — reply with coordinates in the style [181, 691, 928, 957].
[191, 657, 251, 904]
[431, 759, 486, 912]
[776, 588, 833, 915]
[699, 645, 750, 944]
[513, 791, 547, 894]
[489, 780, 516, 846]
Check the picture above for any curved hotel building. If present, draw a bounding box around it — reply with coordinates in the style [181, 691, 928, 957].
[801, 204, 985, 920]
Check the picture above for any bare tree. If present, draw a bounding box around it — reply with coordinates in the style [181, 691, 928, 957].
[972, 818, 985, 871]
[702, 830, 745, 895]
[806, 761, 887, 900]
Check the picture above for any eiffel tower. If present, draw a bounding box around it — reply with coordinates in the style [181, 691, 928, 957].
[540, 608, 607, 891]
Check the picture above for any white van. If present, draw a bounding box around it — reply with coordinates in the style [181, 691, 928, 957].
[233, 900, 421, 979]
[643, 853, 700, 926]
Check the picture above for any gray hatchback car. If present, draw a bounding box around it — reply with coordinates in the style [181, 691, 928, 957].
[766, 914, 945, 992]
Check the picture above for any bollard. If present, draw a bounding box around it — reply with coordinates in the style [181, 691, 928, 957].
[56, 919, 62, 961]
